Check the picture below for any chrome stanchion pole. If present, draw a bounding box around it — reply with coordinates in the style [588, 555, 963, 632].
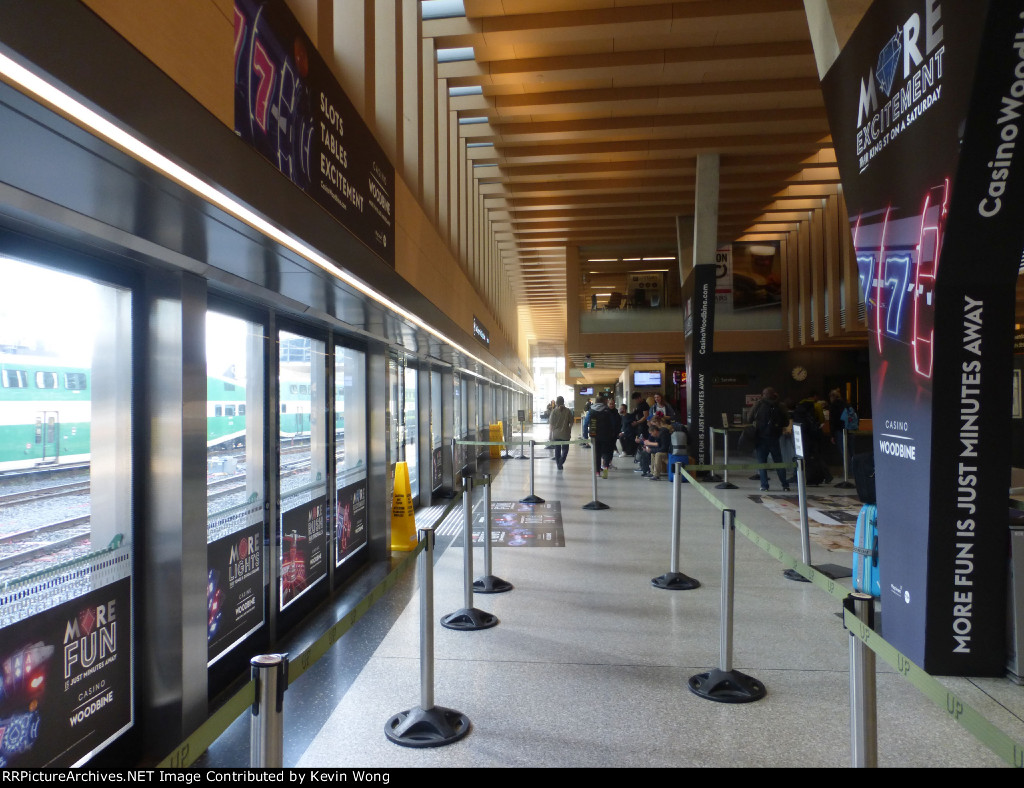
[474, 472, 512, 593]
[441, 474, 499, 630]
[521, 440, 545, 503]
[250, 654, 288, 768]
[836, 428, 855, 488]
[386, 526, 471, 746]
[516, 419, 528, 459]
[652, 461, 700, 590]
[846, 592, 878, 768]
[689, 509, 766, 702]
[707, 426, 723, 483]
[715, 428, 737, 489]
[583, 436, 609, 510]
[783, 456, 814, 583]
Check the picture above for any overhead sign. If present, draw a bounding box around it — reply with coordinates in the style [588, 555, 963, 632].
[822, 0, 1024, 674]
[472, 316, 490, 347]
[234, 0, 395, 264]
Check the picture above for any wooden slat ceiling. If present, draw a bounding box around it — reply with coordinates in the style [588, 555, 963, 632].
[426, 0, 847, 371]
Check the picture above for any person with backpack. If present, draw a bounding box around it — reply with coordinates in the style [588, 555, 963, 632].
[749, 386, 790, 492]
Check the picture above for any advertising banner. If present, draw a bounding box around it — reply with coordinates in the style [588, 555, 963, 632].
[474, 502, 566, 547]
[207, 520, 264, 663]
[431, 445, 443, 492]
[234, 0, 395, 264]
[683, 264, 718, 465]
[280, 494, 328, 609]
[336, 478, 368, 567]
[822, 0, 1024, 673]
[0, 577, 132, 767]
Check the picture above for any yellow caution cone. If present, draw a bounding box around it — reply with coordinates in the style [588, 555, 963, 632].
[391, 461, 417, 552]
[489, 422, 501, 458]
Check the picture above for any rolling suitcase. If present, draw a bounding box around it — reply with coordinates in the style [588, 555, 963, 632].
[852, 503, 880, 597]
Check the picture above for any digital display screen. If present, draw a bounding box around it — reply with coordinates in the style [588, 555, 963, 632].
[633, 370, 662, 387]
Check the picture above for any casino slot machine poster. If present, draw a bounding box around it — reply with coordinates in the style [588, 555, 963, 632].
[233, 0, 395, 264]
[336, 479, 368, 567]
[280, 495, 327, 609]
[822, 0, 1024, 673]
[0, 578, 132, 767]
[206, 521, 264, 663]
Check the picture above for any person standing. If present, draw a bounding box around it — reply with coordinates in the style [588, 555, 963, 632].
[589, 395, 619, 474]
[580, 400, 593, 448]
[749, 386, 790, 492]
[548, 396, 573, 470]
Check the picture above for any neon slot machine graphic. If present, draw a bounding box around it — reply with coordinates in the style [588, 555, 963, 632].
[281, 529, 308, 606]
[853, 179, 950, 399]
[0, 642, 53, 766]
[234, 0, 315, 191]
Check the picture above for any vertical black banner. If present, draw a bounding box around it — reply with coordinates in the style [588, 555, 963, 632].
[683, 265, 718, 465]
[0, 578, 132, 767]
[822, 0, 1024, 674]
[234, 0, 395, 264]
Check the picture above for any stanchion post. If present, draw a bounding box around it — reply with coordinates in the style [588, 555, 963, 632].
[520, 440, 545, 504]
[441, 474, 499, 630]
[250, 653, 288, 768]
[385, 526, 471, 747]
[835, 428, 855, 488]
[474, 472, 512, 593]
[651, 462, 700, 590]
[582, 436, 609, 510]
[706, 426, 723, 483]
[516, 419, 528, 459]
[846, 592, 878, 768]
[715, 428, 737, 489]
[688, 509, 766, 703]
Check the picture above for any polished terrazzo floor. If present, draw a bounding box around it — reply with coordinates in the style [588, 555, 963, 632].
[202, 426, 1024, 768]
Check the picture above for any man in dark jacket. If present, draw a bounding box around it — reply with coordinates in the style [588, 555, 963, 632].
[548, 396, 573, 470]
[588, 395, 619, 474]
[749, 387, 790, 492]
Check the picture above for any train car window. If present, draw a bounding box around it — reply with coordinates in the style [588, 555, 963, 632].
[205, 310, 266, 666]
[2, 368, 27, 387]
[35, 371, 58, 389]
[64, 372, 87, 390]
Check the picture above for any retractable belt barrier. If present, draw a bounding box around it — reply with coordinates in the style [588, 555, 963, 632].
[679, 464, 1024, 769]
[156, 489, 474, 768]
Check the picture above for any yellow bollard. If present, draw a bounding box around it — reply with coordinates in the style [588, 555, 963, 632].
[390, 461, 417, 552]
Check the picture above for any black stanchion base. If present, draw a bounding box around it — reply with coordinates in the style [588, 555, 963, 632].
[813, 563, 851, 580]
[834, 480, 855, 489]
[651, 572, 700, 590]
[582, 500, 610, 510]
[706, 474, 723, 483]
[440, 607, 499, 630]
[688, 668, 766, 703]
[384, 705, 471, 748]
[520, 494, 546, 504]
[714, 481, 738, 489]
[473, 575, 514, 594]
[783, 568, 811, 583]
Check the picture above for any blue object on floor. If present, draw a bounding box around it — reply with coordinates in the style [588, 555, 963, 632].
[668, 454, 689, 481]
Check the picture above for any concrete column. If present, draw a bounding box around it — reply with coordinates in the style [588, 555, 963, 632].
[676, 215, 694, 284]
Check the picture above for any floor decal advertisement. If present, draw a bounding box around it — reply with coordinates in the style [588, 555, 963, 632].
[465, 502, 565, 547]
[280, 495, 328, 609]
[234, 0, 395, 264]
[822, 0, 1024, 673]
[749, 493, 861, 552]
[0, 577, 132, 767]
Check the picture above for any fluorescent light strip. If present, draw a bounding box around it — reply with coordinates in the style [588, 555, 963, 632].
[0, 52, 522, 388]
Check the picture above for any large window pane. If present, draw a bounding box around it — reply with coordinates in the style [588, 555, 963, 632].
[206, 311, 265, 664]
[0, 255, 133, 766]
[404, 364, 418, 499]
[335, 346, 366, 567]
[278, 331, 327, 610]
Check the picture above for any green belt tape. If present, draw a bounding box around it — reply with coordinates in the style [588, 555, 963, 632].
[679, 464, 1024, 768]
[456, 439, 585, 446]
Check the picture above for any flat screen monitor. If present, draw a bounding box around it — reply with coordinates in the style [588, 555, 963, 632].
[632, 369, 662, 388]
[579, 386, 594, 396]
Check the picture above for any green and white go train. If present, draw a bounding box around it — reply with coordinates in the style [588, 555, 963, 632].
[0, 352, 335, 472]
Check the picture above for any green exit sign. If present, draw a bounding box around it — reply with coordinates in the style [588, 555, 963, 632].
[583, 361, 595, 368]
